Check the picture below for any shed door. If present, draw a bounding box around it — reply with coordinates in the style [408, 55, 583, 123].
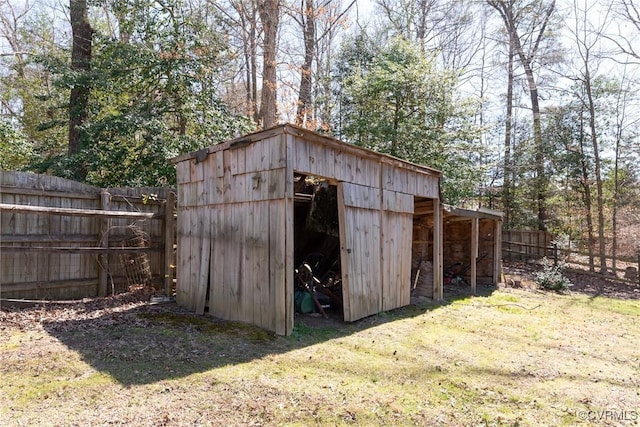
[337, 182, 382, 322]
[381, 190, 414, 311]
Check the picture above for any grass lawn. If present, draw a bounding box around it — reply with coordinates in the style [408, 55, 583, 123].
[1, 286, 639, 426]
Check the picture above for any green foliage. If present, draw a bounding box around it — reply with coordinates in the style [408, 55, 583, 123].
[535, 258, 572, 292]
[0, 120, 34, 170]
[30, 0, 254, 187]
[334, 36, 484, 204]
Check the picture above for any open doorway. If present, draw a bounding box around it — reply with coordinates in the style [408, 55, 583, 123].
[293, 173, 344, 321]
[442, 218, 473, 296]
[411, 197, 436, 298]
[441, 211, 501, 297]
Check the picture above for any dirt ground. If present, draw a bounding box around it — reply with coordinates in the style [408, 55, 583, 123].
[501, 259, 640, 300]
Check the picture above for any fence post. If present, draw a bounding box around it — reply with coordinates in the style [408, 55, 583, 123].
[98, 190, 111, 297]
[553, 243, 558, 266]
[163, 191, 176, 296]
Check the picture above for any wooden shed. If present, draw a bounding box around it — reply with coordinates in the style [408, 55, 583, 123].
[172, 124, 446, 335]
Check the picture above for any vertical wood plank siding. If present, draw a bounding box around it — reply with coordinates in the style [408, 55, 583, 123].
[176, 135, 293, 334]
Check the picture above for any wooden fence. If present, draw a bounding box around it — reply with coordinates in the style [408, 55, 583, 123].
[502, 229, 640, 285]
[502, 230, 554, 261]
[0, 172, 175, 300]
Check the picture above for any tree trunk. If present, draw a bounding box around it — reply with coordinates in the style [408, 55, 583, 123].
[295, 0, 316, 127]
[251, 34, 259, 123]
[611, 122, 620, 274]
[578, 107, 595, 272]
[236, 0, 260, 124]
[318, 41, 333, 129]
[610, 73, 628, 275]
[584, 71, 607, 273]
[503, 34, 514, 228]
[522, 59, 547, 231]
[258, 0, 279, 129]
[581, 169, 596, 273]
[240, 10, 253, 118]
[68, 0, 93, 156]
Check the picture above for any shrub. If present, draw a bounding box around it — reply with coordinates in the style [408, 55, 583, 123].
[535, 258, 572, 291]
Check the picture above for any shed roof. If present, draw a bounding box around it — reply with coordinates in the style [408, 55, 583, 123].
[172, 123, 442, 178]
[443, 205, 504, 221]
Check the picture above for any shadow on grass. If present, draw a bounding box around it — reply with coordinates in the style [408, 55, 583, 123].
[38, 284, 496, 386]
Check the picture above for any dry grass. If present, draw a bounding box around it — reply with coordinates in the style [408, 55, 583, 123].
[1, 285, 639, 426]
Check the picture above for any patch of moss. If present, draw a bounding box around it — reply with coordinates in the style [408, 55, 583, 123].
[138, 312, 275, 343]
[290, 322, 311, 339]
[288, 322, 342, 342]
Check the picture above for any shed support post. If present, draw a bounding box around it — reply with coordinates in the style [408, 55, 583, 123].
[494, 220, 503, 285]
[433, 199, 443, 300]
[637, 251, 640, 287]
[470, 217, 478, 294]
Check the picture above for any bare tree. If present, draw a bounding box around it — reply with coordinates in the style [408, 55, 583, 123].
[487, 0, 556, 230]
[211, 0, 281, 128]
[313, 0, 347, 131]
[606, 0, 640, 63]
[567, 0, 614, 273]
[610, 69, 632, 273]
[375, 0, 483, 72]
[0, 0, 31, 79]
[241, 0, 260, 123]
[288, 0, 355, 128]
[207, 0, 262, 123]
